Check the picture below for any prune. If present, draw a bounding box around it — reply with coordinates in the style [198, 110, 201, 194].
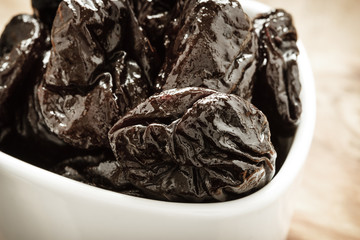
[155, 0, 258, 102]
[32, 0, 62, 29]
[44, 0, 127, 88]
[109, 88, 276, 202]
[39, 0, 152, 149]
[38, 73, 121, 149]
[0, 14, 47, 141]
[252, 9, 302, 134]
[53, 151, 144, 197]
[44, 0, 158, 89]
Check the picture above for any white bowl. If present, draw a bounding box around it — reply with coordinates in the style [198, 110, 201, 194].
[0, 1, 316, 240]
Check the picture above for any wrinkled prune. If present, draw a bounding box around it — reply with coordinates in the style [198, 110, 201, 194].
[32, 0, 62, 29]
[38, 73, 121, 149]
[53, 151, 144, 197]
[155, 0, 258, 101]
[109, 88, 276, 202]
[252, 9, 302, 134]
[0, 14, 47, 141]
[44, 0, 127, 88]
[39, 0, 152, 149]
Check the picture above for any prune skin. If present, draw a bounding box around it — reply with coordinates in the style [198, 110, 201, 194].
[38, 73, 120, 149]
[155, 0, 258, 102]
[53, 151, 145, 197]
[39, 0, 152, 149]
[45, 0, 158, 89]
[0, 14, 46, 138]
[32, 0, 63, 29]
[44, 0, 127, 88]
[109, 88, 276, 202]
[252, 9, 302, 133]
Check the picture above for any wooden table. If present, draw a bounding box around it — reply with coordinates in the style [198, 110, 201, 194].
[1, 0, 359, 239]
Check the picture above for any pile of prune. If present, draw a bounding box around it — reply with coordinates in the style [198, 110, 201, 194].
[0, 0, 301, 202]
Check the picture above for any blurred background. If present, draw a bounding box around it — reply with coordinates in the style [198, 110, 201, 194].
[0, 0, 359, 239]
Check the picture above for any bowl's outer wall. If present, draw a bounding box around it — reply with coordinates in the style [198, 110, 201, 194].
[0, 1, 316, 240]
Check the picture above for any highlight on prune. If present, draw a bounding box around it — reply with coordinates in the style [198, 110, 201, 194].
[155, 0, 258, 102]
[252, 9, 302, 134]
[109, 88, 276, 202]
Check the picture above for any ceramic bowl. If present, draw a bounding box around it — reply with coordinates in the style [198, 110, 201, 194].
[0, 1, 316, 239]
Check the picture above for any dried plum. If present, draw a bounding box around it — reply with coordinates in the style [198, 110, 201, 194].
[0, 14, 47, 141]
[155, 0, 258, 102]
[44, 0, 127, 88]
[53, 151, 144, 197]
[252, 9, 302, 134]
[109, 88, 276, 202]
[38, 73, 121, 149]
[39, 0, 152, 149]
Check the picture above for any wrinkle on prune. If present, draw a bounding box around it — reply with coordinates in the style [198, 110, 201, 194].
[109, 88, 276, 202]
[155, 0, 258, 102]
[252, 9, 302, 134]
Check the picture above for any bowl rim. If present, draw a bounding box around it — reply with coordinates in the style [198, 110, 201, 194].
[0, 0, 316, 217]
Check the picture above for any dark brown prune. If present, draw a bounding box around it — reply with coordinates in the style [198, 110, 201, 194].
[0, 14, 47, 140]
[53, 152, 144, 197]
[45, 0, 159, 89]
[32, 0, 62, 29]
[109, 88, 276, 202]
[155, 0, 258, 102]
[44, 0, 127, 88]
[39, 0, 152, 149]
[252, 9, 302, 134]
[38, 72, 120, 149]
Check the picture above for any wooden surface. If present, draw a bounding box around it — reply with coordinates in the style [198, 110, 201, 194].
[1, 0, 360, 239]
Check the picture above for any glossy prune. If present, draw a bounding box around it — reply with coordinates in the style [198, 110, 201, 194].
[53, 152, 145, 197]
[109, 88, 276, 202]
[0, 14, 47, 141]
[39, 0, 152, 149]
[44, 0, 127, 88]
[252, 9, 302, 134]
[38, 73, 121, 149]
[155, 0, 258, 102]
